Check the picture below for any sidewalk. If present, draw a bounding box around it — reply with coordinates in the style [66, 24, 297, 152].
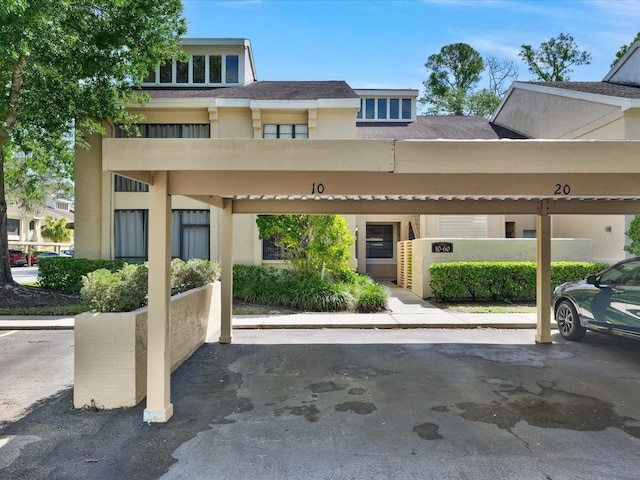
[0, 284, 538, 331]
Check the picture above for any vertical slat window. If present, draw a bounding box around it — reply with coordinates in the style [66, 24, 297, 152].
[159, 60, 172, 83]
[209, 55, 222, 83]
[365, 98, 375, 119]
[226, 55, 239, 83]
[377, 99, 388, 119]
[114, 210, 148, 261]
[114, 175, 149, 192]
[402, 98, 412, 119]
[176, 60, 189, 83]
[390, 99, 400, 119]
[192, 55, 205, 83]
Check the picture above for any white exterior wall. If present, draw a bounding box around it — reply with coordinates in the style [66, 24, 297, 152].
[411, 238, 593, 299]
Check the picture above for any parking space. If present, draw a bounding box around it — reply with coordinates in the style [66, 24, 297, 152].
[1, 328, 639, 479]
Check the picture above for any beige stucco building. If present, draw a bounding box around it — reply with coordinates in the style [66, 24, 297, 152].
[71, 38, 640, 422]
[76, 38, 640, 281]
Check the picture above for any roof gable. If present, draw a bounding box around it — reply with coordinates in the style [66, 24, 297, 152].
[604, 40, 640, 85]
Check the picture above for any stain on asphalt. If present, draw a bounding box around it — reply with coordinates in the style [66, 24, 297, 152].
[413, 422, 443, 440]
[452, 380, 639, 438]
[273, 404, 320, 422]
[332, 363, 395, 379]
[335, 401, 377, 415]
[307, 381, 344, 394]
[348, 388, 367, 396]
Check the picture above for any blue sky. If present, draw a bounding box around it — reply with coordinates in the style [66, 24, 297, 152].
[182, 0, 640, 92]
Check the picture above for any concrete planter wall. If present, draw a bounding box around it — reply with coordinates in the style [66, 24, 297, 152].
[73, 281, 220, 409]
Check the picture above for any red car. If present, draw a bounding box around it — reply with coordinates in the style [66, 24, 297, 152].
[9, 249, 27, 267]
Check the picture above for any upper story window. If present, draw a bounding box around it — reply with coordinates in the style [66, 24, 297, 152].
[263, 124, 308, 139]
[357, 97, 413, 122]
[7, 219, 20, 236]
[143, 54, 240, 86]
[115, 124, 210, 139]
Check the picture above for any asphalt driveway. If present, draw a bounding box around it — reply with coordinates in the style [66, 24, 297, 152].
[1, 328, 639, 480]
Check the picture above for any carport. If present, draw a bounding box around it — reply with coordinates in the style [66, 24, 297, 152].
[103, 137, 640, 422]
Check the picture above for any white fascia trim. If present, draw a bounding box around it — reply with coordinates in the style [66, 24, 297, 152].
[140, 98, 216, 109]
[318, 98, 361, 108]
[181, 38, 250, 47]
[354, 89, 419, 97]
[215, 98, 252, 108]
[506, 82, 640, 110]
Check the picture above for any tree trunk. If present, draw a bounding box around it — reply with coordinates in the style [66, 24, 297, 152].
[0, 146, 17, 285]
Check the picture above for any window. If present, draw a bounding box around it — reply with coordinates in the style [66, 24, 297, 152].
[7, 219, 19, 236]
[365, 99, 375, 119]
[171, 210, 210, 261]
[115, 124, 210, 139]
[225, 55, 239, 83]
[209, 55, 222, 83]
[402, 98, 412, 119]
[143, 54, 241, 86]
[114, 210, 148, 261]
[263, 124, 308, 139]
[114, 175, 149, 192]
[390, 99, 399, 119]
[377, 98, 387, 119]
[159, 60, 172, 83]
[193, 55, 205, 83]
[357, 97, 414, 122]
[115, 210, 210, 262]
[29, 221, 35, 231]
[366, 224, 394, 258]
[176, 60, 189, 83]
[262, 238, 286, 261]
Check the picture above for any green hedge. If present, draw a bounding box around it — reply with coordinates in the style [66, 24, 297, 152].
[233, 264, 389, 312]
[37, 258, 130, 293]
[429, 261, 610, 303]
[80, 259, 221, 312]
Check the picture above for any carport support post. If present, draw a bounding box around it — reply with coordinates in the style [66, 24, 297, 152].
[536, 213, 553, 344]
[219, 198, 233, 344]
[143, 171, 174, 423]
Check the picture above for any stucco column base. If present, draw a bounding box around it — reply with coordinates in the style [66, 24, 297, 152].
[535, 332, 553, 344]
[219, 335, 233, 344]
[143, 404, 174, 423]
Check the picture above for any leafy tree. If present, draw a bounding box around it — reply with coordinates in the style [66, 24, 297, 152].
[420, 46, 517, 118]
[519, 33, 591, 81]
[611, 32, 640, 67]
[256, 215, 354, 279]
[5, 136, 74, 216]
[420, 43, 485, 115]
[41, 216, 72, 244]
[624, 215, 640, 256]
[0, 1, 187, 285]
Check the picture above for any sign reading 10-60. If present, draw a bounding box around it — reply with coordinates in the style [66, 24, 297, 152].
[432, 242, 453, 253]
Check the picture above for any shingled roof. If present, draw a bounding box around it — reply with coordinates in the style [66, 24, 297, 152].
[356, 116, 526, 140]
[136, 81, 359, 100]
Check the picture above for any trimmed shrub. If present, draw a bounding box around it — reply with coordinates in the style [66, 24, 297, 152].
[81, 264, 149, 313]
[232, 264, 388, 312]
[171, 258, 221, 296]
[430, 261, 610, 303]
[81, 259, 221, 312]
[38, 257, 129, 293]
